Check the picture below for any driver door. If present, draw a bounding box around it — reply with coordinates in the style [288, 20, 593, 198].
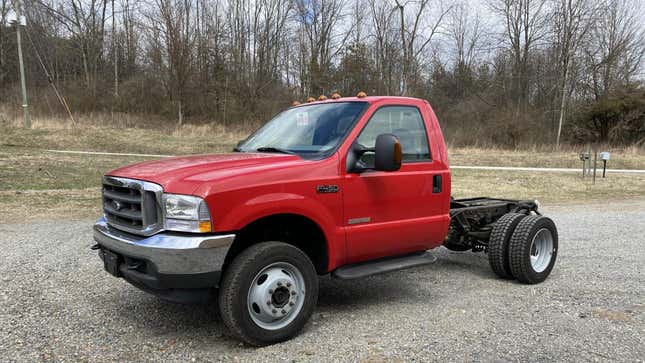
[342, 105, 445, 263]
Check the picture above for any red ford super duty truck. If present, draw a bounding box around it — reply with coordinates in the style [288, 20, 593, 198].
[93, 95, 558, 345]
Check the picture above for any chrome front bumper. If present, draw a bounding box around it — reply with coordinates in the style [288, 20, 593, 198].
[93, 217, 235, 290]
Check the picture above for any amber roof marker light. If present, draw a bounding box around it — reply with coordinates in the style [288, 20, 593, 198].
[357, 91, 367, 98]
[306, 96, 316, 103]
[318, 95, 328, 101]
[331, 92, 341, 99]
[291, 100, 301, 106]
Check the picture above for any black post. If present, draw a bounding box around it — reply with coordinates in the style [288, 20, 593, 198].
[603, 160, 607, 178]
[593, 151, 597, 184]
[582, 160, 585, 178]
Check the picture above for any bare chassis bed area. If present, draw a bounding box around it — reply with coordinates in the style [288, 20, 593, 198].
[446, 197, 540, 252]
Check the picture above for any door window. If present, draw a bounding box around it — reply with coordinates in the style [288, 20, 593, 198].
[356, 106, 431, 166]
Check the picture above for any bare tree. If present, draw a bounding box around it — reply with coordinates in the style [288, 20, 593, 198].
[490, 0, 550, 111]
[36, 0, 109, 94]
[552, 0, 594, 147]
[449, 1, 483, 69]
[369, 0, 400, 94]
[4, 0, 645, 146]
[0, 0, 10, 85]
[581, 0, 645, 141]
[111, 0, 116, 97]
[144, 0, 195, 125]
[119, 0, 137, 77]
[294, 0, 349, 95]
[394, 0, 451, 95]
[583, 0, 644, 101]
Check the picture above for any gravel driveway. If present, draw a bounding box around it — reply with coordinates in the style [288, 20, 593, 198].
[1, 200, 644, 362]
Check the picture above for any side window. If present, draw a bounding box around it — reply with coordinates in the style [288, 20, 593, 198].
[356, 106, 431, 166]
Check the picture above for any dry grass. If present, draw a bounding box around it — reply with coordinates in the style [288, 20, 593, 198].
[2, 119, 643, 168]
[449, 146, 645, 170]
[1, 111, 258, 155]
[1, 121, 644, 222]
[0, 188, 101, 222]
[451, 169, 645, 204]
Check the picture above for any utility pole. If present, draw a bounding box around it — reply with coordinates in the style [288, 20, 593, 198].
[14, 0, 30, 128]
[112, 0, 118, 97]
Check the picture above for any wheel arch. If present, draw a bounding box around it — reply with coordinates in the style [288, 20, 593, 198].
[223, 213, 330, 274]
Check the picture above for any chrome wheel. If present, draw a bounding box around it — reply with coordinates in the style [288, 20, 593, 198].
[247, 262, 306, 330]
[529, 228, 554, 273]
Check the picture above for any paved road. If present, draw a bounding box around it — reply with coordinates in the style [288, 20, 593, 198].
[1, 201, 644, 362]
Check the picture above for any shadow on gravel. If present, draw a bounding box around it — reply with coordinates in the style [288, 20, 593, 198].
[434, 249, 497, 279]
[100, 248, 503, 347]
[314, 249, 509, 311]
[105, 291, 242, 347]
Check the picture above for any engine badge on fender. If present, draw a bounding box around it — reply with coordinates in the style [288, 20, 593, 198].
[316, 185, 339, 194]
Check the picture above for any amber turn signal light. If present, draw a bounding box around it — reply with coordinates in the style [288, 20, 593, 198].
[198, 221, 212, 233]
[331, 92, 341, 99]
[357, 91, 367, 98]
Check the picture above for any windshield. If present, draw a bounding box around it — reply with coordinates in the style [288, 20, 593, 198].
[237, 102, 368, 159]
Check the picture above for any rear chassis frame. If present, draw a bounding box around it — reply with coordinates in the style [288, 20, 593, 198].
[446, 197, 540, 252]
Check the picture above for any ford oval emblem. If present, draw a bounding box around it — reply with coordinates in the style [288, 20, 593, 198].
[112, 200, 122, 211]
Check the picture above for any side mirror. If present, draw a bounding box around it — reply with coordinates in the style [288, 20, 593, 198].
[233, 139, 247, 152]
[374, 134, 402, 171]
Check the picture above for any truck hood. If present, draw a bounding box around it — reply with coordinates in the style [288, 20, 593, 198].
[106, 152, 303, 194]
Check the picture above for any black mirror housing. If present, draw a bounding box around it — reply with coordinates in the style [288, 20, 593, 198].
[374, 134, 402, 171]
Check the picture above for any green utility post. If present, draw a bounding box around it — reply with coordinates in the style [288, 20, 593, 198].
[14, 0, 30, 128]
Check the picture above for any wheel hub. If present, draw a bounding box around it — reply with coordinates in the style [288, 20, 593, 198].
[247, 262, 306, 330]
[271, 286, 290, 307]
[529, 228, 554, 273]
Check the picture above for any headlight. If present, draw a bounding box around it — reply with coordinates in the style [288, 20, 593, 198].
[162, 194, 212, 233]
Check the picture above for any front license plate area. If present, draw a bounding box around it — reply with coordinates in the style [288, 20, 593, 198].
[103, 249, 121, 277]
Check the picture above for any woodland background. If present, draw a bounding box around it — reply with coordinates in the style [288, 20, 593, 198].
[0, 0, 644, 147]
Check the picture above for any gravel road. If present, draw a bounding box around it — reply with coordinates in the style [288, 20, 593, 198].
[1, 200, 644, 362]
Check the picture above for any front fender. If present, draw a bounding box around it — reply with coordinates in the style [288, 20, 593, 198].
[214, 192, 345, 270]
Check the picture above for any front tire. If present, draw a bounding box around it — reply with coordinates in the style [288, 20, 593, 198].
[508, 216, 558, 284]
[218, 241, 319, 346]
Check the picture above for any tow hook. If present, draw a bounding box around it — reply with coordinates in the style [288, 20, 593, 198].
[90, 244, 101, 250]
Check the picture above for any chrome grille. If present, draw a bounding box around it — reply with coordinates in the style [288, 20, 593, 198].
[102, 176, 163, 236]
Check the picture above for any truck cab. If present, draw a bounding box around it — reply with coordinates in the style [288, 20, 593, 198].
[94, 94, 558, 346]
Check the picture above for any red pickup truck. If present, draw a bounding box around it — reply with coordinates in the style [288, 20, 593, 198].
[93, 95, 558, 345]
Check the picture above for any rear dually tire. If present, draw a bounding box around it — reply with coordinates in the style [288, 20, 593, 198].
[508, 216, 558, 284]
[488, 213, 527, 279]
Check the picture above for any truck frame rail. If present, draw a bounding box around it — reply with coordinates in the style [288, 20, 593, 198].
[446, 197, 540, 252]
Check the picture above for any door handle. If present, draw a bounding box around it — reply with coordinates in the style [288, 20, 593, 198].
[433, 174, 442, 193]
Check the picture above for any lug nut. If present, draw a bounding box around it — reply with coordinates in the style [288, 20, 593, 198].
[267, 301, 271, 306]
[281, 309, 287, 314]
[289, 301, 295, 306]
[268, 289, 274, 294]
[286, 282, 291, 287]
[272, 309, 277, 314]
[291, 291, 296, 296]
[277, 282, 282, 287]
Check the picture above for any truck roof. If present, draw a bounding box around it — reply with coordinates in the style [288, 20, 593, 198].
[298, 95, 426, 106]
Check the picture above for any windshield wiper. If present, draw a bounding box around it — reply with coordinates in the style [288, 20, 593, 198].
[255, 146, 295, 155]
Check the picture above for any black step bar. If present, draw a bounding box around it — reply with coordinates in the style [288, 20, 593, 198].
[332, 251, 437, 280]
